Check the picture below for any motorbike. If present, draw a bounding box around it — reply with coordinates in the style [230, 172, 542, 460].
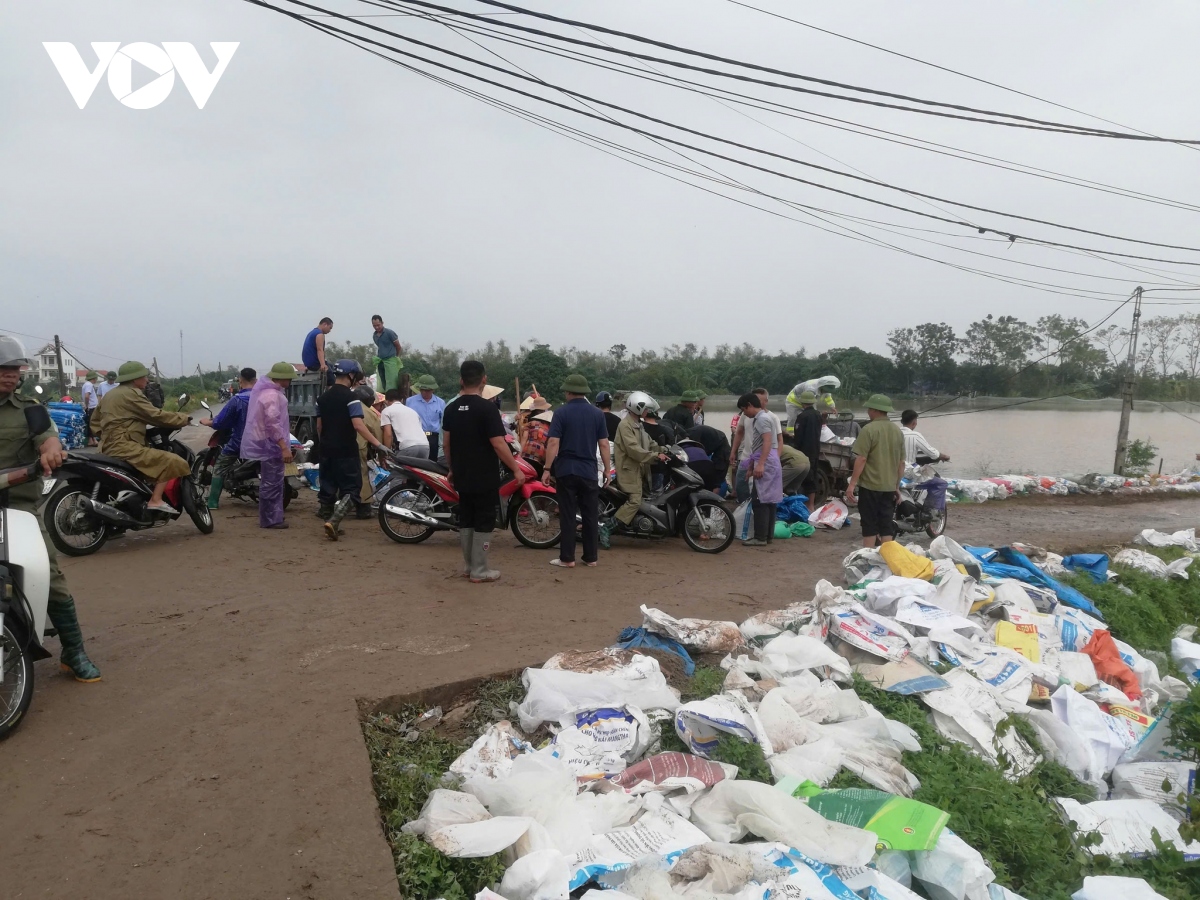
[376, 448, 562, 549]
[191, 400, 301, 509]
[601, 446, 734, 553]
[893, 463, 948, 538]
[42, 394, 213, 557]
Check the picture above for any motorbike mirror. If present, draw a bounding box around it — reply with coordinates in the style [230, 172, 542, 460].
[201, 400, 212, 411]
[178, 393, 189, 404]
[24, 403, 52, 436]
[34, 384, 44, 395]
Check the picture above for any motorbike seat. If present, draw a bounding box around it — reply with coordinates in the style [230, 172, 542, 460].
[70, 450, 148, 478]
[397, 454, 448, 476]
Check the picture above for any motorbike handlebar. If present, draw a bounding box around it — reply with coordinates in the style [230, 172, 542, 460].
[0, 462, 41, 491]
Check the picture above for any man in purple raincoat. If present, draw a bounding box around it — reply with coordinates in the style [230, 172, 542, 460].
[242, 362, 296, 529]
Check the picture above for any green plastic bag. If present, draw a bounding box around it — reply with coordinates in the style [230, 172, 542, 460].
[773, 521, 794, 539]
[790, 521, 815, 538]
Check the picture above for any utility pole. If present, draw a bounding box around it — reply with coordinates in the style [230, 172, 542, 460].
[1113, 286, 1144, 475]
[180, 330, 184, 379]
[53, 334, 67, 398]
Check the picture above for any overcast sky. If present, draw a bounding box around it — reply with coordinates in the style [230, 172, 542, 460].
[5, 1, 1199, 375]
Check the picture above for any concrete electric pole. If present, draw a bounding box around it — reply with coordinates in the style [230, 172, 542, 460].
[1113, 286, 1144, 476]
[53, 334, 67, 398]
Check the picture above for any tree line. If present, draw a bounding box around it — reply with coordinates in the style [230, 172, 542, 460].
[177, 312, 1200, 404]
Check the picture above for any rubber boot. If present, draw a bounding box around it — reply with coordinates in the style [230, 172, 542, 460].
[459, 527, 475, 577]
[598, 521, 612, 551]
[46, 595, 102, 683]
[206, 475, 224, 510]
[324, 495, 355, 541]
[355, 502, 373, 520]
[469, 532, 500, 583]
[316, 503, 333, 519]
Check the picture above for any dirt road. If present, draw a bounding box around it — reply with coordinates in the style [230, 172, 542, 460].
[2, 489, 1197, 899]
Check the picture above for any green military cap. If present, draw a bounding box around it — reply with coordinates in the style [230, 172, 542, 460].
[267, 362, 297, 381]
[85, 370, 99, 381]
[116, 361, 150, 382]
[799, 390, 817, 404]
[414, 374, 439, 391]
[864, 393, 894, 412]
[560, 373, 591, 394]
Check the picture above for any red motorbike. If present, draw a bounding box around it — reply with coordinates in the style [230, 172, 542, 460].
[376, 450, 561, 549]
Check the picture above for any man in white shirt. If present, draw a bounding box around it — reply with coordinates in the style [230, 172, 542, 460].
[380, 388, 430, 458]
[900, 409, 950, 466]
[728, 388, 783, 500]
[81, 371, 100, 445]
[97, 371, 118, 398]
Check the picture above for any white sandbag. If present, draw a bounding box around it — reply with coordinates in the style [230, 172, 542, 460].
[757, 688, 826, 752]
[1110, 761, 1197, 820]
[500, 849, 571, 900]
[929, 571, 976, 618]
[811, 498, 850, 529]
[761, 681, 844, 725]
[450, 721, 534, 781]
[428, 817, 535, 858]
[909, 829, 995, 900]
[955, 647, 1036, 707]
[767, 738, 842, 786]
[828, 604, 914, 661]
[759, 631, 852, 679]
[1050, 684, 1136, 777]
[865, 577, 937, 615]
[924, 670, 1039, 778]
[568, 808, 710, 889]
[988, 886, 1031, 900]
[466, 753, 580, 823]
[1170, 636, 1200, 680]
[1055, 797, 1200, 857]
[1134, 527, 1198, 551]
[517, 658, 679, 732]
[641, 605, 745, 654]
[1019, 708, 1106, 798]
[1057, 651, 1099, 690]
[1113, 548, 1192, 581]
[675, 694, 773, 758]
[402, 789, 491, 837]
[844, 548, 886, 585]
[549, 727, 629, 780]
[689, 779, 877, 867]
[739, 604, 815, 642]
[894, 598, 984, 639]
[1071, 875, 1171, 900]
[1057, 608, 1107, 652]
[930, 535, 981, 570]
[840, 867, 924, 900]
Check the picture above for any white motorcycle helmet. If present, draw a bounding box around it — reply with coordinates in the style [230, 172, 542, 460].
[625, 391, 657, 417]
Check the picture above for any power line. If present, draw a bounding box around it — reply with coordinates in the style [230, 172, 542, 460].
[384, 0, 1200, 142]
[253, 0, 1200, 266]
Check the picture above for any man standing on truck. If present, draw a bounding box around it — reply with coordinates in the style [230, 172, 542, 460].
[302, 317, 333, 380]
[371, 315, 403, 393]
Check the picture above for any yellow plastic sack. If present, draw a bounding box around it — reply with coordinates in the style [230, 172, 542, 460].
[879, 542, 935, 580]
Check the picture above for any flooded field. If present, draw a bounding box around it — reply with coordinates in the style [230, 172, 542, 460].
[698, 397, 1200, 479]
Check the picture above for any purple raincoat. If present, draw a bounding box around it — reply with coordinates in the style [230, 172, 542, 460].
[740, 448, 783, 504]
[242, 378, 289, 461]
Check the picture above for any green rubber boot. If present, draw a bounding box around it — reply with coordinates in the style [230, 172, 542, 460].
[207, 475, 224, 510]
[46, 595, 102, 683]
[459, 527, 475, 577]
[324, 495, 355, 541]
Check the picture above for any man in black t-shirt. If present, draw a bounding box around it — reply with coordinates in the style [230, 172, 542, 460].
[443, 360, 525, 582]
[317, 359, 386, 540]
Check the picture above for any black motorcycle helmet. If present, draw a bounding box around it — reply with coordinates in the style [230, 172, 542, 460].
[594, 391, 613, 410]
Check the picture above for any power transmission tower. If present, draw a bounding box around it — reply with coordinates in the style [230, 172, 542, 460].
[53, 334, 67, 398]
[1113, 286, 1144, 476]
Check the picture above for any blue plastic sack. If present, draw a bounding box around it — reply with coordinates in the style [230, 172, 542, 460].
[615, 627, 695, 676]
[1063, 553, 1109, 584]
[776, 494, 810, 524]
[966, 546, 1103, 618]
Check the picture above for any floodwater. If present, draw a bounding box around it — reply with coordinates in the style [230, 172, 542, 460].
[696, 397, 1200, 479]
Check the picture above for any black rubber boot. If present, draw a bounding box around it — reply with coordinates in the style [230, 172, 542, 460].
[316, 503, 333, 519]
[46, 595, 102, 683]
[355, 503, 373, 520]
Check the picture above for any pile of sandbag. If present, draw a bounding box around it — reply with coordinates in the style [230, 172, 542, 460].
[401, 535, 1197, 900]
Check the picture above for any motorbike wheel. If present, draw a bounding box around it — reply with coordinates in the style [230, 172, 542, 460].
[0, 621, 34, 741]
[378, 483, 436, 544]
[45, 487, 109, 557]
[925, 507, 948, 538]
[682, 501, 735, 553]
[510, 494, 561, 549]
[180, 476, 215, 534]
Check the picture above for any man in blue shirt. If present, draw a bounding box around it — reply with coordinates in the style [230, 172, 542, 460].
[371, 314, 403, 392]
[406, 373, 446, 459]
[199, 367, 257, 509]
[541, 374, 611, 568]
[302, 318, 333, 376]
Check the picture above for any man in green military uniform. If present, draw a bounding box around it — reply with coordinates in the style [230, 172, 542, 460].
[91, 361, 191, 513]
[0, 335, 101, 682]
[602, 391, 667, 546]
[663, 390, 700, 438]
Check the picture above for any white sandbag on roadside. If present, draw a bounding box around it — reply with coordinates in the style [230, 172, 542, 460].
[768, 738, 843, 786]
[640, 605, 745, 654]
[1134, 527, 1199, 551]
[675, 694, 773, 759]
[500, 849, 571, 900]
[1110, 760, 1197, 820]
[1018, 708, 1106, 798]
[1055, 797, 1200, 858]
[517, 658, 679, 732]
[739, 604, 815, 643]
[840, 867, 925, 900]
[1113, 548, 1193, 581]
[403, 789, 492, 836]
[401, 789, 533, 858]
[568, 808, 710, 889]
[988, 886, 1032, 900]
[1071, 875, 1171, 900]
[689, 779, 877, 867]
[923, 670, 1039, 778]
[451, 721, 534, 781]
[909, 829, 996, 900]
[1057, 651, 1099, 690]
[828, 604, 915, 661]
[1170, 636, 1200, 680]
[865, 577, 937, 616]
[1050, 684, 1136, 777]
[758, 631, 852, 680]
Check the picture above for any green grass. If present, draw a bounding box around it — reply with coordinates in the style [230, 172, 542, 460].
[363, 710, 506, 900]
[681, 665, 727, 702]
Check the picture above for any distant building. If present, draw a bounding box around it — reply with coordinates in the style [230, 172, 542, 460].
[31, 343, 81, 388]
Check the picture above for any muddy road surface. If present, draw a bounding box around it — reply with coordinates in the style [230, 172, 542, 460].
[2, 489, 1197, 899]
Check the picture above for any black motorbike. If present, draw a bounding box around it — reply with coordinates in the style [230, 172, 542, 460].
[43, 394, 213, 556]
[602, 446, 734, 553]
[191, 401, 300, 509]
[893, 462, 949, 539]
